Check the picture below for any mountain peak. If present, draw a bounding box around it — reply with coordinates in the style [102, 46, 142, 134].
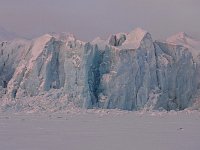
[167, 31, 199, 44]
[175, 32, 188, 38]
[92, 37, 105, 44]
[92, 37, 108, 49]
[167, 32, 200, 58]
[167, 32, 192, 42]
[49, 32, 76, 42]
[120, 27, 152, 49]
[130, 27, 148, 37]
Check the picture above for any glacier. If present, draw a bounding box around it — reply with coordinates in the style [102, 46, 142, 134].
[0, 28, 200, 112]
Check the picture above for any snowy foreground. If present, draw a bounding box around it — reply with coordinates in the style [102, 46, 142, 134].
[0, 110, 200, 150]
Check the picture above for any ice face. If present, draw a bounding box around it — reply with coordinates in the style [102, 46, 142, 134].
[2, 34, 101, 108]
[0, 28, 200, 111]
[0, 39, 30, 95]
[97, 30, 158, 110]
[154, 42, 197, 110]
[90, 28, 200, 110]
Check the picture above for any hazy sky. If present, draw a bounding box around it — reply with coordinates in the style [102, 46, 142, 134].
[0, 0, 199, 41]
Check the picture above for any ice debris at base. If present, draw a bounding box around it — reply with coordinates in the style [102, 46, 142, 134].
[0, 28, 200, 112]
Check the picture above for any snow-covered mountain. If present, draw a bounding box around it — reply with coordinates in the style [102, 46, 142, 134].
[167, 32, 200, 59]
[0, 28, 200, 112]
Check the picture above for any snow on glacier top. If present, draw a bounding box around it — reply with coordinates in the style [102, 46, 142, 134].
[49, 32, 85, 48]
[91, 37, 107, 50]
[92, 28, 150, 50]
[31, 34, 53, 60]
[119, 27, 149, 49]
[23, 34, 54, 71]
[50, 32, 76, 42]
[167, 32, 200, 58]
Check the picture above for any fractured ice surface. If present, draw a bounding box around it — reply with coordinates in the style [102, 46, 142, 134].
[0, 28, 200, 111]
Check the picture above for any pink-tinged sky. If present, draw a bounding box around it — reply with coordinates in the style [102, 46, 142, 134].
[0, 0, 199, 41]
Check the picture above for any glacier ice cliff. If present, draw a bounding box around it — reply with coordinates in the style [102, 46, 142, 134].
[0, 28, 200, 111]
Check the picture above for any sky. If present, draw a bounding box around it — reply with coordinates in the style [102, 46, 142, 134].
[0, 0, 199, 41]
